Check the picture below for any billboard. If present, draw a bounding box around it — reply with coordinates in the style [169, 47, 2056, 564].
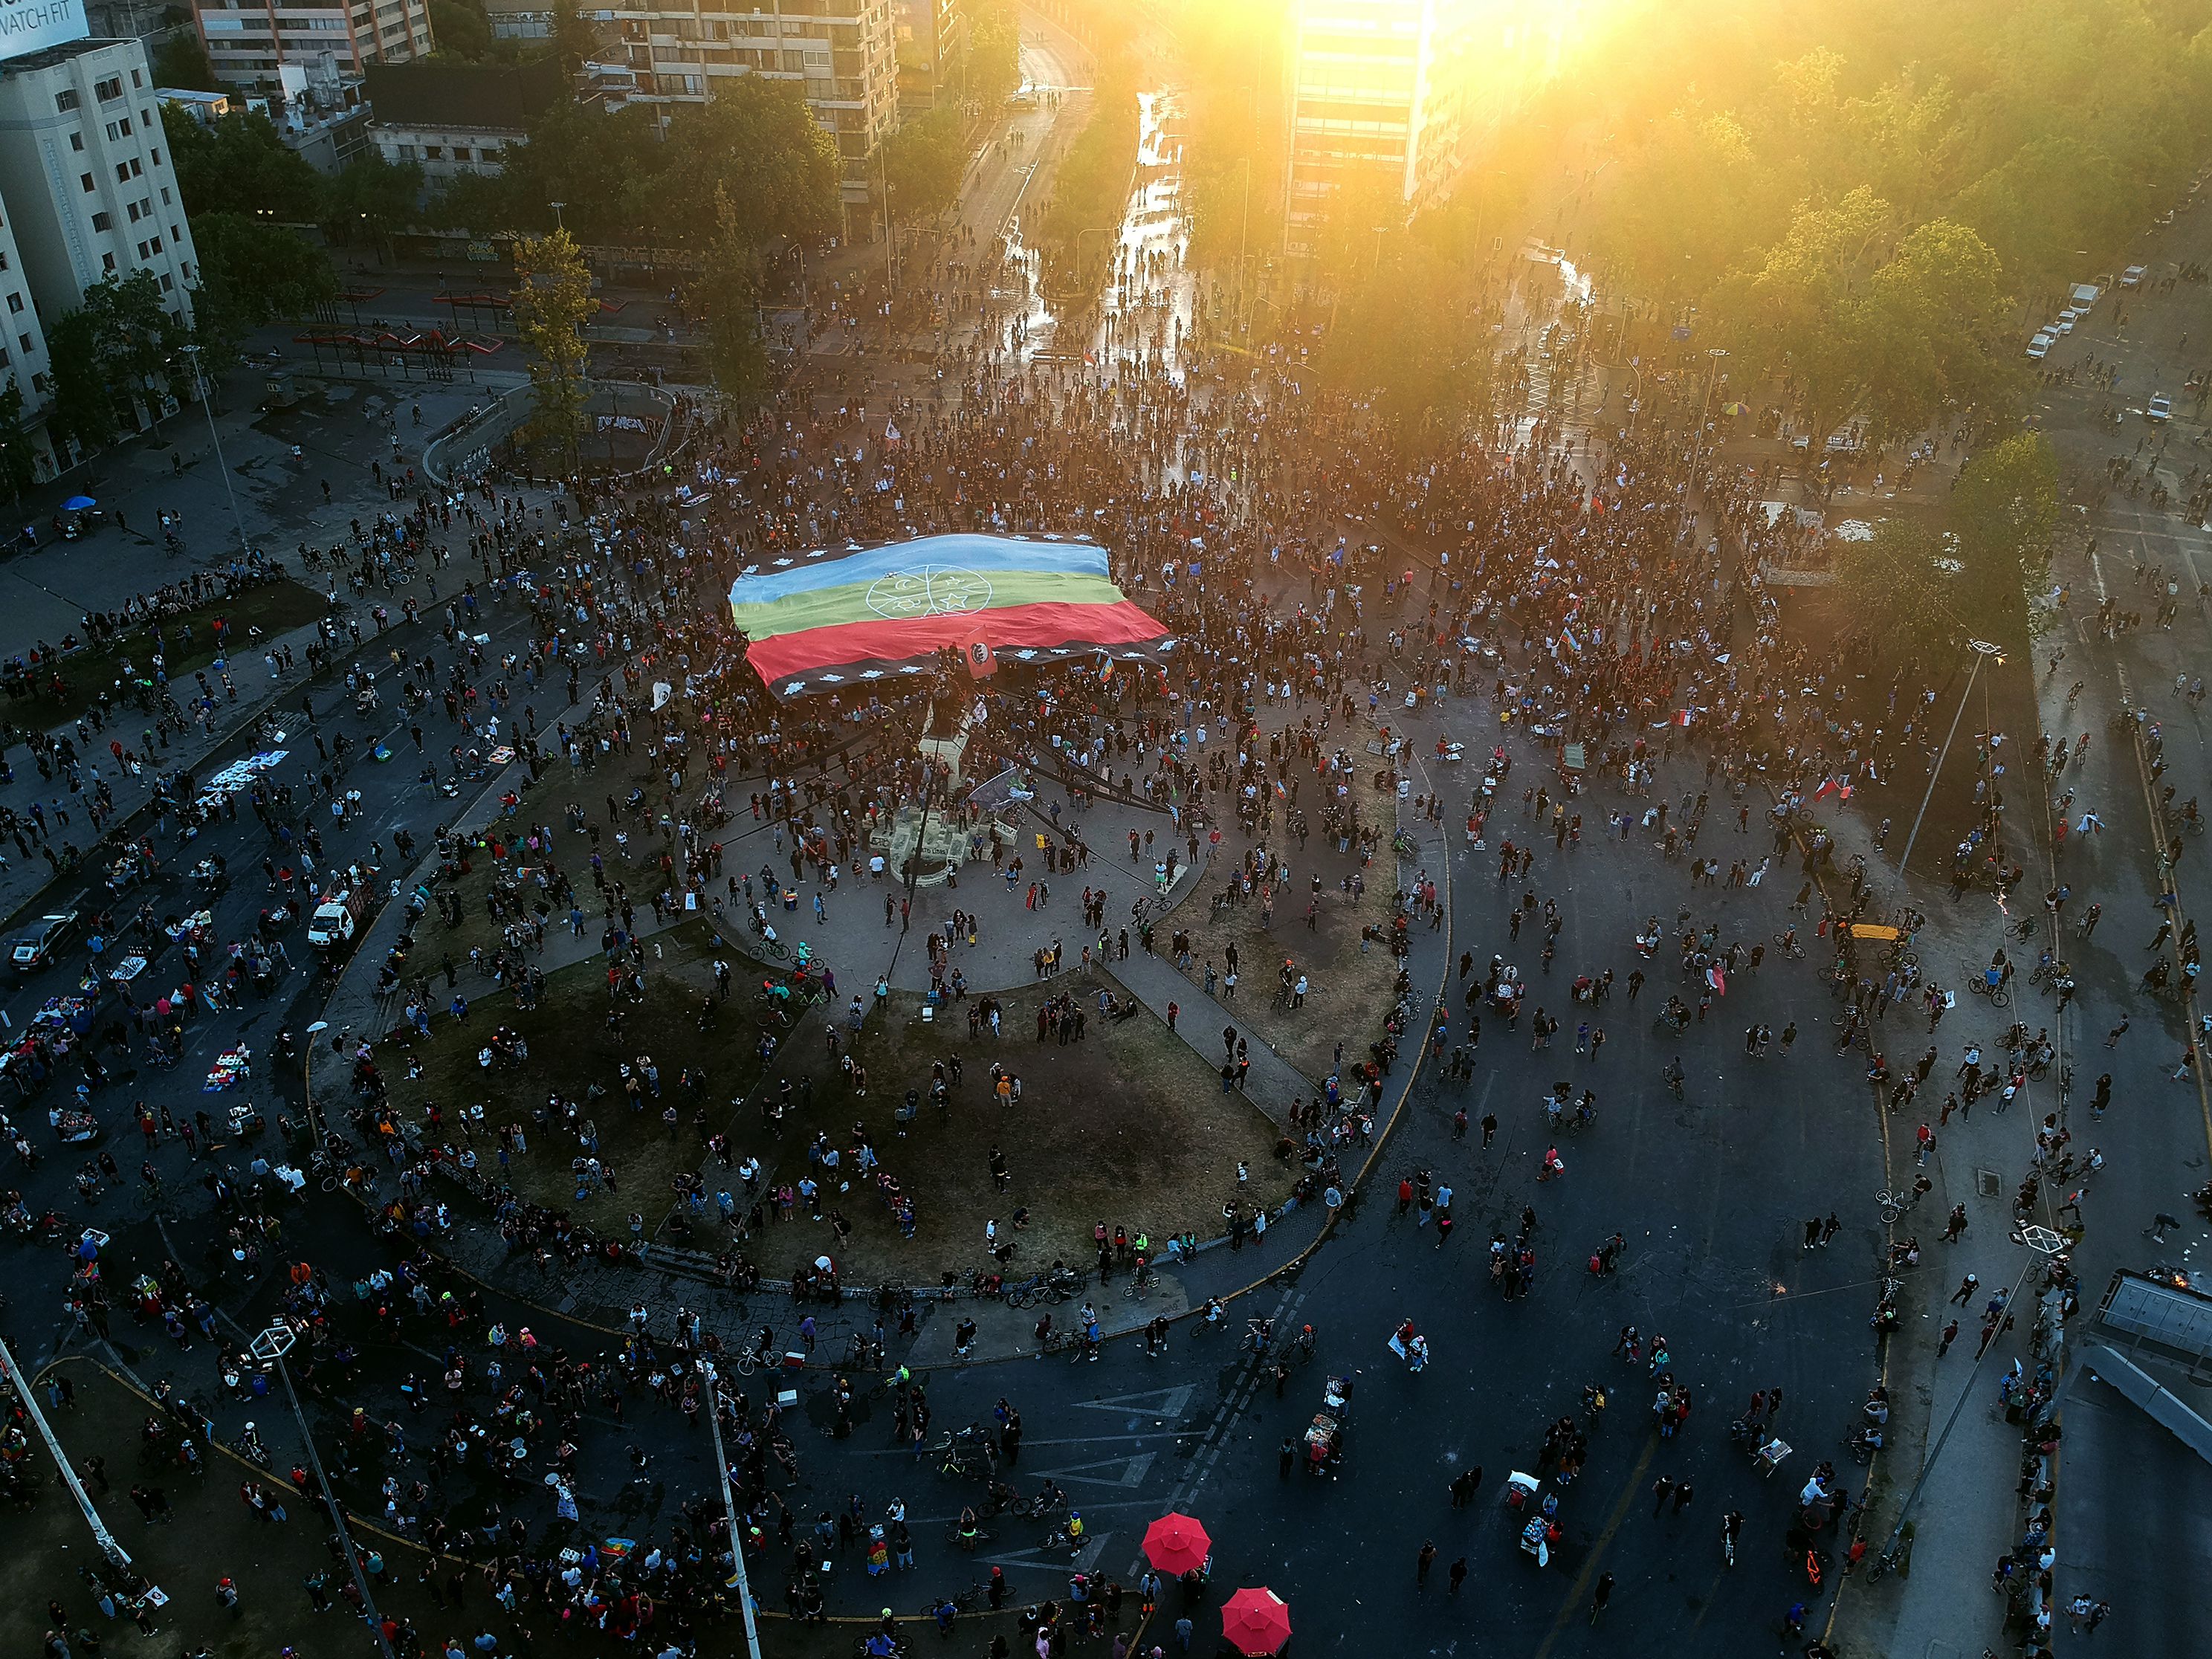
[0, 0, 88, 63]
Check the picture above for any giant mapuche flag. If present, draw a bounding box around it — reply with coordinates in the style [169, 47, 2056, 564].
[729, 534, 1173, 698]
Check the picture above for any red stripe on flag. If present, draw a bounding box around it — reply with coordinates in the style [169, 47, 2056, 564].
[745, 599, 1168, 685]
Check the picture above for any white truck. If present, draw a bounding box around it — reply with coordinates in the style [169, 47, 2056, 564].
[308, 887, 370, 950]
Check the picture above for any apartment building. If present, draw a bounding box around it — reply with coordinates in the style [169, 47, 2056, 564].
[592, 0, 901, 221]
[893, 0, 963, 117]
[0, 37, 200, 322]
[1281, 0, 1567, 256]
[189, 0, 434, 89]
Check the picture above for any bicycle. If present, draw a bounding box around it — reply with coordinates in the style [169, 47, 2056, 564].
[1124, 1268, 1159, 1301]
[1771, 931, 1807, 960]
[1875, 1187, 1920, 1226]
[755, 934, 791, 960]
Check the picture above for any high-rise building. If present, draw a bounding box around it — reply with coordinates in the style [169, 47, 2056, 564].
[0, 36, 201, 324]
[189, 0, 435, 89]
[592, 0, 902, 227]
[893, 0, 964, 117]
[1281, 0, 1566, 257]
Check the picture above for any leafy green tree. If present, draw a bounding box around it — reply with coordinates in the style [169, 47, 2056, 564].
[1711, 188, 1892, 445]
[152, 33, 224, 92]
[966, 0, 1020, 104]
[45, 311, 114, 455]
[550, 0, 602, 72]
[429, 0, 494, 60]
[511, 226, 594, 470]
[1860, 218, 2017, 439]
[191, 212, 340, 333]
[423, 169, 517, 236]
[161, 107, 327, 221]
[1948, 430, 2059, 636]
[324, 151, 425, 248]
[651, 80, 841, 249]
[0, 378, 38, 502]
[882, 106, 966, 226]
[689, 187, 769, 405]
[1833, 520, 1962, 662]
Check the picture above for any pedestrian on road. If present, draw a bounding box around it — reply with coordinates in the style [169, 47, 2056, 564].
[2106, 1018, 2129, 1047]
[1481, 1113, 1497, 1147]
[1447, 1557, 1468, 1594]
[1949, 1273, 1979, 1306]
[1278, 1438, 1295, 1480]
[1415, 1541, 1436, 1585]
[1938, 1320, 1959, 1356]
[1590, 1573, 1614, 1621]
[1672, 1481, 1695, 1516]
[1651, 1475, 1675, 1517]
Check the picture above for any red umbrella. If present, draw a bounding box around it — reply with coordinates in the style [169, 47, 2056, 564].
[1141, 1512, 1212, 1576]
[1220, 1586, 1293, 1656]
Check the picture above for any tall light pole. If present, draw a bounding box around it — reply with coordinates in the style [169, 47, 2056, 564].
[183, 344, 251, 557]
[303, 1018, 330, 1151]
[252, 1322, 395, 1659]
[1895, 637, 2005, 878]
[0, 1338, 131, 1569]
[1684, 345, 1729, 495]
[701, 1359, 765, 1659]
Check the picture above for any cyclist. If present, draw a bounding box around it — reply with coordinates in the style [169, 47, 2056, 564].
[1663, 1057, 1685, 1096]
[1244, 1315, 1275, 1351]
[1197, 1296, 1226, 1330]
[1293, 1324, 1316, 1360]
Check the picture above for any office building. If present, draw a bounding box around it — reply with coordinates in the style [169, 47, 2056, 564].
[592, 0, 901, 225]
[1281, 0, 1568, 256]
[189, 0, 435, 89]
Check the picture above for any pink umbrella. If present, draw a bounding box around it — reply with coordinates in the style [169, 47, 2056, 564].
[1141, 1512, 1212, 1576]
[1220, 1586, 1292, 1655]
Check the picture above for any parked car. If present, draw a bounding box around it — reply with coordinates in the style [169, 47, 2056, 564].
[2121, 265, 2148, 288]
[2027, 334, 2053, 360]
[2148, 394, 2172, 422]
[10, 907, 82, 972]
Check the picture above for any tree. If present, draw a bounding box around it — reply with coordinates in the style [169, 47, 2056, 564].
[881, 106, 966, 227]
[1860, 218, 2018, 439]
[966, 0, 1020, 104]
[1949, 431, 2059, 638]
[550, 0, 602, 73]
[191, 212, 340, 350]
[510, 226, 593, 472]
[153, 33, 224, 92]
[651, 80, 841, 249]
[45, 311, 114, 455]
[43, 274, 192, 456]
[161, 106, 327, 221]
[1832, 520, 1961, 662]
[429, 0, 495, 60]
[1711, 188, 1893, 447]
[324, 151, 425, 248]
[689, 188, 769, 406]
[0, 378, 39, 503]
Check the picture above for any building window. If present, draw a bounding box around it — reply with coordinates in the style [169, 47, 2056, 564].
[423, 145, 442, 159]
[80, 173, 94, 193]
[126, 199, 140, 220]
[160, 187, 170, 204]
[149, 237, 161, 253]
[149, 148, 161, 166]
[160, 273, 173, 291]
[90, 211, 111, 230]
[54, 90, 78, 112]
[12, 335, 23, 357]
[130, 67, 142, 88]
[4, 294, 18, 314]
[68, 132, 82, 152]
[94, 77, 123, 103]
[100, 253, 114, 273]
[30, 372, 46, 395]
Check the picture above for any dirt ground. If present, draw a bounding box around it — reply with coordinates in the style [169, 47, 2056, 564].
[5, 1361, 1047, 1659]
[376, 918, 769, 1222]
[1167, 853, 1404, 1084]
[2, 578, 328, 732]
[758, 980, 1292, 1287]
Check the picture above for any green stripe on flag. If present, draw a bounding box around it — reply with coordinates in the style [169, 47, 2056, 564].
[731, 572, 1130, 641]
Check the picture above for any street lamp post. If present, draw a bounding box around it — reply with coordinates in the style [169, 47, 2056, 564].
[182, 344, 252, 558]
[700, 1359, 765, 1659]
[1895, 637, 2005, 878]
[302, 1018, 330, 1153]
[1684, 345, 1729, 495]
[0, 1335, 132, 1569]
[252, 1322, 396, 1659]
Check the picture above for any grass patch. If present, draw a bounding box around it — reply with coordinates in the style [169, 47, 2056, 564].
[760, 980, 1290, 1287]
[378, 917, 767, 1221]
[0, 578, 327, 731]
[1168, 851, 1403, 1083]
